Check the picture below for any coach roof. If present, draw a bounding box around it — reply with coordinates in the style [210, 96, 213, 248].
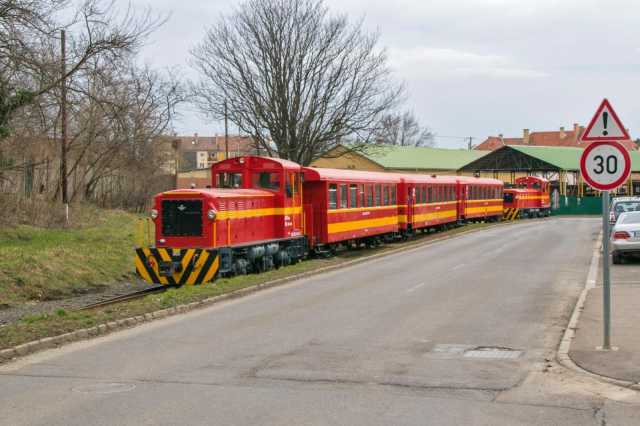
[302, 167, 402, 183]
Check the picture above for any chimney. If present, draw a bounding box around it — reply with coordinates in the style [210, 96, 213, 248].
[498, 134, 504, 144]
[559, 126, 566, 139]
[523, 129, 530, 145]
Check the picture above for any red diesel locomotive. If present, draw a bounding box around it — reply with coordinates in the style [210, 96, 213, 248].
[135, 156, 504, 286]
[503, 176, 551, 220]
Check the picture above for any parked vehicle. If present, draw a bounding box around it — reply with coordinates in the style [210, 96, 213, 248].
[609, 197, 640, 225]
[611, 211, 640, 264]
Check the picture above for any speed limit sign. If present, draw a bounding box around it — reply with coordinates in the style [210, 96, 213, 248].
[580, 140, 631, 191]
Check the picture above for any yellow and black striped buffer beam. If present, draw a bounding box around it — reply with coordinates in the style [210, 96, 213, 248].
[503, 208, 519, 221]
[135, 248, 220, 286]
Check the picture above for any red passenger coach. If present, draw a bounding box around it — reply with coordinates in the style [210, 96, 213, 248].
[398, 175, 458, 234]
[302, 168, 401, 250]
[456, 176, 504, 222]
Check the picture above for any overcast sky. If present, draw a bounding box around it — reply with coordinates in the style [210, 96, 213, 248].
[130, 0, 640, 149]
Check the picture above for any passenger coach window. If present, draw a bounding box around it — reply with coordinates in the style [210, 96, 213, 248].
[367, 185, 373, 207]
[340, 184, 348, 209]
[359, 185, 365, 207]
[391, 187, 396, 204]
[329, 184, 337, 209]
[217, 172, 243, 188]
[428, 188, 433, 203]
[375, 185, 381, 206]
[349, 184, 357, 208]
[421, 187, 426, 203]
[383, 186, 389, 205]
[252, 172, 280, 191]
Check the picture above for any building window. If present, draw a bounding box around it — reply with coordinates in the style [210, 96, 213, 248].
[329, 184, 337, 209]
[350, 184, 357, 208]
[340, 184, 348, 209]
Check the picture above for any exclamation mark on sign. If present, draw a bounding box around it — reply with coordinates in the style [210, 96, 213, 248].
[602, 111, 609, 136]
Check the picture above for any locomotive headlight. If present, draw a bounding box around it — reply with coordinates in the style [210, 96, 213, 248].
[207, 209, 217, 220]
[150, 209, 158, 219]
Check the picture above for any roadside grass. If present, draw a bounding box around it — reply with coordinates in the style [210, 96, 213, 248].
[0, 209, 143, 305]
[0, 221, 497, 350]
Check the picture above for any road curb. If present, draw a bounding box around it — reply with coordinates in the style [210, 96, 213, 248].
[556, 231, 640, 390]
[0, 220, 522, 365]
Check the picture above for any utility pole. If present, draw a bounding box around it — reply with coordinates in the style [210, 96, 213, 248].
[224, 100, 229, 159]
[467, 136, 474, 150]
[60, 30, 69, 223]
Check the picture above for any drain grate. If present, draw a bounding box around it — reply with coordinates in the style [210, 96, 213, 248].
[463, 347, 522, 360]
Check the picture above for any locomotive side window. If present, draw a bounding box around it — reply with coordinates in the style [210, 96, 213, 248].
[340, 184, 348, 209]
[328, 184, 337, 209]
[349, 184, 357, 208]
[252, 172, 281, 191]
[217, 172, 243, 188]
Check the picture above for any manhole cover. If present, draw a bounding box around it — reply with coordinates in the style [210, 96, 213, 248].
[463, 347, 522, 360]
[72, 382, 136, 394]
[431, 344, 474, 354]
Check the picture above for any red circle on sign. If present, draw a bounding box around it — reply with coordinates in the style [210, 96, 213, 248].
[580, 141, 631, 191]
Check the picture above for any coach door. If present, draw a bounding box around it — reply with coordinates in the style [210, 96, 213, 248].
[407, 186, 416, 225]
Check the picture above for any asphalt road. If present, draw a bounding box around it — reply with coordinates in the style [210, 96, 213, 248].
[2, 217, 639, 425]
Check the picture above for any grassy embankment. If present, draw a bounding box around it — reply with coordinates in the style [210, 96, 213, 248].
[0, 209, 142, 306]
[0, 211, 497, 350]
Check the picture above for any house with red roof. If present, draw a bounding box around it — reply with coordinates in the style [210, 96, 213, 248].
[476, 123, 637, 151]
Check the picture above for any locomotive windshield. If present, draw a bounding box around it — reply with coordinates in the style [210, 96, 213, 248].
[504, 193, 514, 203]
[252, 172, 281, 191]
[216, 172, 243, 188]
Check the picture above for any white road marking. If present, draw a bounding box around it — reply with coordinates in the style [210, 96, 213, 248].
[406, 282, 426, 293]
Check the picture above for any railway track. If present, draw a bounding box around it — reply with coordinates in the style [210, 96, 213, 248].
[79, 285, 174, 311]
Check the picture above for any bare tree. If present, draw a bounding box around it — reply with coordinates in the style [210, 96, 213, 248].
[377, 110, 434, 147]
[190, 0, 402, 165]
[0, 0, 164, 139]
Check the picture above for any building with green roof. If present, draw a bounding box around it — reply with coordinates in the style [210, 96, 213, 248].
[310, 144, 488, 174]
[460, 145, 640, 208]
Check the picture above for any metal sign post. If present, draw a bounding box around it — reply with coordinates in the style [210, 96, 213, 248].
[579, 99, 631, 350]
[601, 190, 611, 349]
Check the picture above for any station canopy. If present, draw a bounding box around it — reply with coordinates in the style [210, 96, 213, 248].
[460, 145, 640, 173]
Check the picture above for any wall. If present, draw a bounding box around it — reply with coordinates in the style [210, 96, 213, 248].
[177, 169, 211, 189]
[310, 148, 384, 171]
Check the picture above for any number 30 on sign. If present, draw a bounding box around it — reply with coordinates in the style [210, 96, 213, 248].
[580, 141, 631, 191]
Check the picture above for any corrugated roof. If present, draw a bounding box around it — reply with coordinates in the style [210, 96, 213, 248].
[361, 145, 489, 170]
[509, 145, 640, 171]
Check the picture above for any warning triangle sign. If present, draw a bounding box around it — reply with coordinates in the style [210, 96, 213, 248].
[581, 99, 630, 141]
